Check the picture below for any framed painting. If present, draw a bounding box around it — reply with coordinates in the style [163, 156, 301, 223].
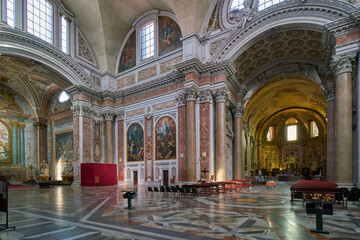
[127, 123, 144, 162]
[158, 16, 182, 56]
[118, 31, 136, 72]
[0, 120, 11, 162]
[155, 116, 176, 160]
[55, 130, 73, 162]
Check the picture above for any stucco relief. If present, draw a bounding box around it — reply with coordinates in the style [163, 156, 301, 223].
[138, 65, 157, 82]
[160, 56, 183, 74]
[117, 74, 135, 89]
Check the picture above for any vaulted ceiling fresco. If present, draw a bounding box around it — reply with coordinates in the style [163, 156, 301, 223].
[233, 30, 326, 83]
[0, 56, 68, 113]
[244, 75, 326, 134]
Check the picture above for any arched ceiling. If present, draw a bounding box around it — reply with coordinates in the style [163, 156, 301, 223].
[244, 75, 326, 134]
[61, 0, 212, 74]
[233, 29, 326, 83]
[0, 56, 67, 113]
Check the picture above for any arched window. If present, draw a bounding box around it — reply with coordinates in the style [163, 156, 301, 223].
[27, 0, 53, 44]
[258, 0, 284, 11]
[310, 121, 319, 137]
[230, 0, 244, 11]
[6, 0, 15, 28]
[285, 118, 298, 141]
[58, 91, 69, 103]
[267, 126, 274, 141]
[141, 22, 155, 60]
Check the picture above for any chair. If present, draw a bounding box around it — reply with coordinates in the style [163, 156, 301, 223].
[347, 189, 360, 208]
[184, 187, 191, 198]
[153, 187, 159, 195]
[178, 188, 185, 197]
[171, 186, 178, 195]
[160, 186, 166, 194]
[334, 192, 345, 207]
[147, 187, 153, 196]
[166, 186, 172, 194]
[191, 187, 197, 197]
[293, 192, 305, 206]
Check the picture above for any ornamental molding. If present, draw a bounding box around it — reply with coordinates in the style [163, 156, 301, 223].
[331, 52, 357, 76]
[324, 87, 336, 102]
[228, 0, 258, 29]
[0, 26, 96, 89]
[33, 122, 47, 129]
[75, 28, 97, 67]
[212, 0, 356, 62]
[176, 57, 203, 77]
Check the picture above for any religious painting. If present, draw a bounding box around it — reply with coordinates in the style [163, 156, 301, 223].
[119, 31, 136, 72]
[158, 16, 182, 56]
[55, 130, 73, 162]
[127, 123, 144, 162]
[155, 116, 176, 160]
[0, 121, 10, 162]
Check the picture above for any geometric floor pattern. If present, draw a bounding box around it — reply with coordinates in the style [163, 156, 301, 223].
[0, 183, 359, 240]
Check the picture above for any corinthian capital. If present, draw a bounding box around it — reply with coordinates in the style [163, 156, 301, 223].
[199, 89, 213, 103]
[331, 52, 357, 76]
[103, 110, 115, 121]
[233, 105, 244, 118]
[116, 110, 125, 121]
[184, 86, 198, 101]
[213, 88, 228, 103]
[175, 91, 186, 107]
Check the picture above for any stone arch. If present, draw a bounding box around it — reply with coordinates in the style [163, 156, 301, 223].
[211, 0, 356, 62]
[0, 27, 97, 89]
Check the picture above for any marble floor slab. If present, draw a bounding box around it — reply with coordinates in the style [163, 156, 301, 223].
[0, 183, 359, 240]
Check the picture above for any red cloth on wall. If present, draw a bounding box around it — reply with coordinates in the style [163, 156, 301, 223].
[81, 163, 117, 186]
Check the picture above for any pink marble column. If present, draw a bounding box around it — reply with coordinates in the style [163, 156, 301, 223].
[199, 89, 212, 182]
[72, 112, 80, 183]
[233, 105, 244, 180]
[214, 88, 227, 181]
[144, 115, 154, 181]
[325, 83, 335, 181]
[333, 54, 355, 185]
[185, 87, 198, 182]
[176, 91, 187, 181]
[82, 116, 92, 163]
[103, 112, 115, 164]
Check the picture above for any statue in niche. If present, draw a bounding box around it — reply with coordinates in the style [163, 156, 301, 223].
[39, 160, 49, 176]
[266, 150, 277, 170]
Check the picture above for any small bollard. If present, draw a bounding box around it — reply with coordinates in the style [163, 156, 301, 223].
[123, 191, 137, 210]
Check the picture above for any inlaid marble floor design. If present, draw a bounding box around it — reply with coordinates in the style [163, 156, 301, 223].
[0, 183, 359, 240]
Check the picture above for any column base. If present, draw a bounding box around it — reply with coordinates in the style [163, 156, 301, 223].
[71, 181, 81, 187]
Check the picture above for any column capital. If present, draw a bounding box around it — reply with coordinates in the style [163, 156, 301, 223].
[103, 110, 115, 121]
[71, 104, 93, 117]
[116, 110, 125, 121]
[331, 52, 357, 76]
[199, 89, 213, 103]
[184, 86, 198, 101]
[33, 122, 47, 129]
[175, 91, 186, 107]
[19, 124, 26, 130]
[10, 119, 19, 127]
[233, 105, 244, 118]
[213, 88, 228, 103]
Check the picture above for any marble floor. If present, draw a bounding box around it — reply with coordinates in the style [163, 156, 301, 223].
[0, 183, 359, 240]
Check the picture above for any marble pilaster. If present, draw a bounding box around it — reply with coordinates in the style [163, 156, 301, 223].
[103, 111, 115, 164]
[324, 82, 335, 181]
[116, 110, 125, 181]
[11, 121, 19, 165]
[176, 91, 187, 181]
[33, 121, 48, 178]
[19, 124, 25, 166]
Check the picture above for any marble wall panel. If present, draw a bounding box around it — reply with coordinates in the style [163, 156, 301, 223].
[177, 106, 186, 181]
[200, 102, 211, 181]
[73, 116, 80, 182]
[118, 120, 124, 180]
[82, 116, 92, 163]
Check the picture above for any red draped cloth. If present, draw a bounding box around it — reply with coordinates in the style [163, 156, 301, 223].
[81, 163, 117, 186]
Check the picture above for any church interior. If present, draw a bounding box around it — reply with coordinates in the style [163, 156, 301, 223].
[0, 0, 360, 239]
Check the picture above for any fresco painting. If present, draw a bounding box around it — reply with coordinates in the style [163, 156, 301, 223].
[119, 31, 136, 72]
[158, 16, 182, 56]
[155, 116, 176, 160]
[0, 121, 10, 162]
[56, 130, 73, 162]
[127, 123, 144, 162]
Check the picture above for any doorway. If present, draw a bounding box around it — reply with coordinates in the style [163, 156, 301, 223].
[133, 171, 138, 185]
[163, 170, 169, 186]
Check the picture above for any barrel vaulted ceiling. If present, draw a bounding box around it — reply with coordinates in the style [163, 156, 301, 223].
[61, 0, 212, 74]
[0, 56, 68, 112]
